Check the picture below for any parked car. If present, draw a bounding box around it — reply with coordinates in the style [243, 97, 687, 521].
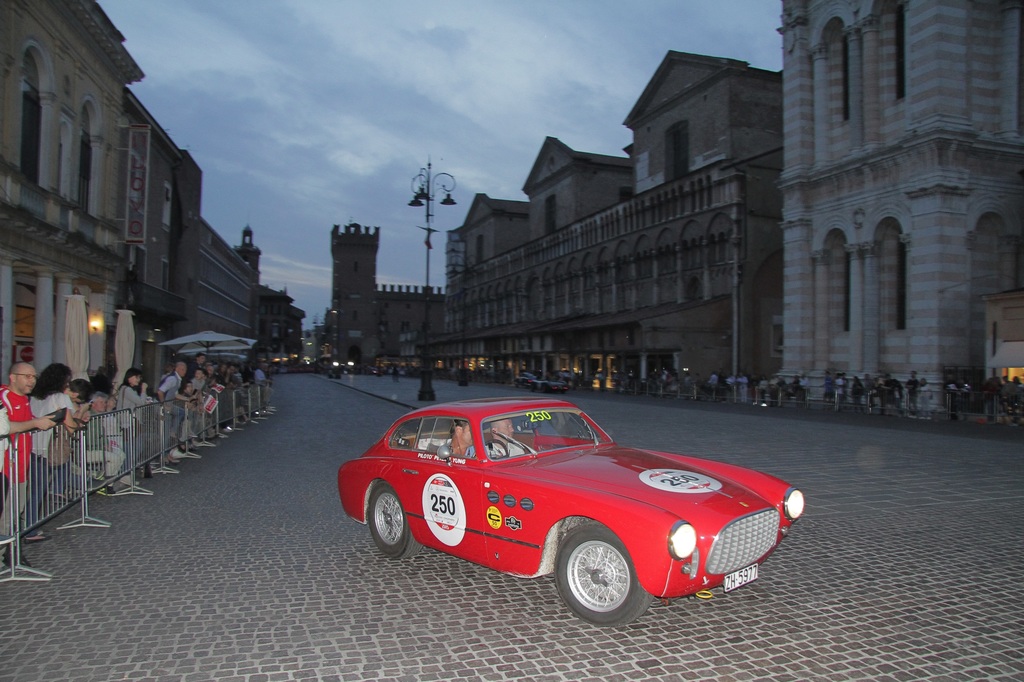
[514, 372, 569, 393]
[337, 397, 804, 626]
[514, 372, 538, 388]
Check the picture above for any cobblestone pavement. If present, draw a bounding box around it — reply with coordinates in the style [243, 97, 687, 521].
[2, 374, 1021, 681]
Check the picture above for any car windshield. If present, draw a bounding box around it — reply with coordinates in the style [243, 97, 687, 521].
[480, 408, 611, 460]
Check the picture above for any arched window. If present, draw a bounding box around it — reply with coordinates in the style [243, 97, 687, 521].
[78, 107, 92, 211]
[20, 52, 42, 184]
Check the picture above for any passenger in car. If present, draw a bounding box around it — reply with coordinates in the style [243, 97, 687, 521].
[448, 419, 475, 457]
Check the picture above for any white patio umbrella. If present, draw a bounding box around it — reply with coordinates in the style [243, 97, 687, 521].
[113, 309, 136, 391]
[159, 330, 256, 355]
[65, 293, 89, 380]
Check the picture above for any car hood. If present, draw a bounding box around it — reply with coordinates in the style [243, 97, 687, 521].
[507, 446, 774, 515]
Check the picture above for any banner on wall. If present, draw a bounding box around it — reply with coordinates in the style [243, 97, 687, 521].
[125, 124, 150, 245]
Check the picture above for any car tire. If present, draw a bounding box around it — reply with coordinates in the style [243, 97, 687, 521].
[368, 483, 421, 559]
[555, 523, 651, 626]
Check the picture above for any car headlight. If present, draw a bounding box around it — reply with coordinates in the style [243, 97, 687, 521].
[784, 488, 805, 521]
[668, 521, 697, 560]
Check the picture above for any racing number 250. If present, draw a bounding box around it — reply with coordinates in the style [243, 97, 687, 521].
[431, 493, 456, 516]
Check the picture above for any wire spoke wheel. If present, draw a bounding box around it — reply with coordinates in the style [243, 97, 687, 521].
[368, 483, 421, 559]
[566, 540, 631, 611]
[373, 491, 404, 545]
[555, 523, 651, 626]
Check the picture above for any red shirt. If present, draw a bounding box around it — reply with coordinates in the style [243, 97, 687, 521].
[1, 386, 33, 483]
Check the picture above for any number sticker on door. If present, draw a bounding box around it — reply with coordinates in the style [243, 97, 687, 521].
[422, 474, 467, 546]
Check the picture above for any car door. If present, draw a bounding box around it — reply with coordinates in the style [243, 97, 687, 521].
[389, 415, 490, 566]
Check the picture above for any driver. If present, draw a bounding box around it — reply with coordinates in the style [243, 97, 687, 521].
[487, 418, 530, 458]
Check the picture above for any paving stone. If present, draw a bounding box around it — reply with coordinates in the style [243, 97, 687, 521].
[1, 374, 1022, 681]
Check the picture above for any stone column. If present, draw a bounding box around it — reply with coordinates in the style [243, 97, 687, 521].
[846, 24, 864, 149]
[675, 247, 684, 303]
[1001, 0, 1022, 134]
[39, 93, 57, 192]
[651, 252, 660, 306]
[779, 219, 814, 376]
[811, 43, 830, 164]
[0, 258, 13, 369]
[34, 268, 55, 368]
[861, 242, 880, 374]
[812, 250, 830, 371]
[846, 244, 865, 372]
[610, 263, 618, 311]
[860, 16, 881, 148]
[53, 274, 73, 364]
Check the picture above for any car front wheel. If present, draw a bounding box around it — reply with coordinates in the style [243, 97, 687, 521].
[368, 483, 421, 559]
[555, 523, 651, 626]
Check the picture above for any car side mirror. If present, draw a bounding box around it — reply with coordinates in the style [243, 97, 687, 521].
[435, 444, 453, 460]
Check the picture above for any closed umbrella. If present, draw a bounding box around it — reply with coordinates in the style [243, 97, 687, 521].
[65, 293, 89, 380]
[113, 309, 136, 391]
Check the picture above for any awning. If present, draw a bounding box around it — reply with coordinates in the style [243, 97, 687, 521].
[989, 341, 1024, 368]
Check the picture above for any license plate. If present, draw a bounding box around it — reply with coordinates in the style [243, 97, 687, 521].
[723, 563, 758, 592]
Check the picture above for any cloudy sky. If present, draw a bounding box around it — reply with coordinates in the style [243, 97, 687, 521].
[98, 0, 783, 325]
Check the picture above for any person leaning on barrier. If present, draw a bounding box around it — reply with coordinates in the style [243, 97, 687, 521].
[157, 361, 188, 463]
[26, 364, 90, 542]
[83, 392, 130, 494]
[116, 368, 149, 411]
[1, 362, 61, 564]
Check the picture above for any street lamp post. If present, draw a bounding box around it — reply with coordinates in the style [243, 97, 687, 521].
[409, 160, 456, 401]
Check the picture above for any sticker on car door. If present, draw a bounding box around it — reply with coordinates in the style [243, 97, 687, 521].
[422, 474, 466, 546]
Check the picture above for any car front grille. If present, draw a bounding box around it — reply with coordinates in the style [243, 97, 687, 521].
[705, 508, 780, 575]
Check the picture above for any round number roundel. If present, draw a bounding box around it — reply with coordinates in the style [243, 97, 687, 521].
[639, 469, 723, 494]
[422, 474, 466, 546]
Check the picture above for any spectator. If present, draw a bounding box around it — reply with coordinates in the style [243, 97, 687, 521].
[999, 376, 1020, 425]
[83, 392, 130, 495]
[116, 367, 151, 477]
[850, 376, 865, 412]
[157, 361, 188, 463]
[982, 376, 1001, 423]
[2, 363, 60, 565]
[822, 371, 835, 405]
[905, 371, 921, 417]
[116, 368, 149, 410]
[918, 379, 934, 420]
[26, 364, 90, 541]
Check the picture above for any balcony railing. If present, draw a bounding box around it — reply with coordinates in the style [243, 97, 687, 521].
[127, 281, 187, 321]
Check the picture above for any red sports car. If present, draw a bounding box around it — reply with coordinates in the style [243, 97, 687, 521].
[337, 397, 804, 626]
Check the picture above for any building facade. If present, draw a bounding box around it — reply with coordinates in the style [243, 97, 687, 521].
[778, 0, 1024, 386]
[439, 52, 785, 386]
[2, 1, 280, 387]
[255, 283, 305, 364]
[0, 0, 142, 374]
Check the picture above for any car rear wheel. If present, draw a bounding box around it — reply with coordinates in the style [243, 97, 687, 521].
[555, 523, 651, 626]
[368, 483, 421, 559]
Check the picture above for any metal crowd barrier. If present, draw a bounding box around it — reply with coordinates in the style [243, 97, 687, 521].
[0, 385, 273, 583]
[531, 373, 1021, 425]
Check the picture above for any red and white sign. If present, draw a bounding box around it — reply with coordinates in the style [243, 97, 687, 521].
[15, 345, 34, 363]
[125, 124, 150, 245]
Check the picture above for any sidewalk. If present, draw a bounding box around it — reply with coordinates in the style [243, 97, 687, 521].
[326, 373, 524, 407]
[324, 372, 1024, 442]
